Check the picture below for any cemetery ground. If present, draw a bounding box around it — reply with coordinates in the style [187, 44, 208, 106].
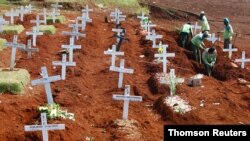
[0, 2, 250, 141]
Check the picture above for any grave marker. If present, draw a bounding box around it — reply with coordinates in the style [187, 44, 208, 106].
[104, 44, 124, 68]
[26, 26, 43, 46]
[31, 15, 43, 31]
[17, 6, 27, 22]
[207, 33, 218, 44]
[62, 25, 86, 40]
[25, 4, 33, 14]
[112, 28, 124, 43]
[31, 66, 61, 104]
[77, 13, 92, 30]
[5, 8, 19, 25]
[223, 44, 238, 59]
[141, 21, 156, 35]
[0, 16, 9, 32]
[154, 44, 175, 74]
[146, 30, 162, 48]
[61, 37, 81, 63]
[82, 5, 93, 20]
[110, 8, 126, 26]
[39, 8, 47, 25]
[24, 113, 65, 141]
[113, 85, 142, 120]
[110, 59, 134, 88]
[52, 54, 76, 80]
[191, 22, 201, 35]
[4, 35, 26, 70]
[235, 51, 250, 69]
[160, 69, 184, 96]
[22, 39, 39, 59]
[137, 12, 148, 25]
[51, 2, 63, 13]
[48, 8, 60, 23]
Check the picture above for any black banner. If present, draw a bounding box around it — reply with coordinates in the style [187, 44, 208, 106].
[164, 125, 250, 141]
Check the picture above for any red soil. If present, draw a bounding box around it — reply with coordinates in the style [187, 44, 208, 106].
[0, 3, 249, 141]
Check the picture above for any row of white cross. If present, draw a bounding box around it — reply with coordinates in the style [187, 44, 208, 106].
[104, 8, 142, 121]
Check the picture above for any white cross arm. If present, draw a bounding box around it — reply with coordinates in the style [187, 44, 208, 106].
[155, 53, 175, 58]
[141, 24, 156, 28]
[61, 45, 81, 49]
[112, 28, 123, 33]
[104, 50, 124, 56]
[4, 42, 26, 49]
[160, 78, 185, 84]
[62, 31, 86, 37]
[31, 75, 61, 85]
[52, 61, 76, 66]
[223, 48, 238, 52]
[22, 48, 39, 52]
[113, 95, 142, 101]
[77, 17, 92, 23]
[110, 67, 134, 74]
[235, 59, 250, 62]
[24, 125, 43, 131]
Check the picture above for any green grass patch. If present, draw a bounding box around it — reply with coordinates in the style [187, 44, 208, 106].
[2, 25, 25, 34]
[0, 38, 7, 51]
[47, 15, 66, 24]
[39, 25, 56, 34]
[0, 68, 30, 94]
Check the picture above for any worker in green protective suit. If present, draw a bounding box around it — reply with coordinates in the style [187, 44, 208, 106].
[191, 31, 209, 62]
[223, 18, 234, 49]
[202, 47, 217, 76]
[179, 23, 193, 48]
[200, 11, 210, 33]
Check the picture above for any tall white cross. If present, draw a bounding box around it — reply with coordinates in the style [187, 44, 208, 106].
[26, 26, 43, 46]
[104, 44, 124, 68]
[16, 6, 27, 22]
[235, 51, 250, 69]
[31, 66, 61, 104]
[110, 8, 122, 18]
[207, 33, 219, 44]
[112, 28, 124, 43]
[137, 12, 148, 24]
[154, 44, 175, 74]
[51, 2, 63, 13]
[110, 59, 134, 88]
[141, 21, 156, 35]
[77, 13, 92, 30]
[223, 44, 238, 59]
[160, 69, 184, 96]
[39, 8, 47, 25]
[22, 39, 39, 59]
[0, 16, 9, 32]
[61, 37, 81, 63]
[5, 8, 19, 25]
[110, 8, 126, 25]
[82, 5, 93, 20]
[191, 22, 201, 35]
[48, 8, 60, 23]
[113, 85, 142, 120]
[24, 113, 65, 141]
[25, 4, 33, 14]
[52, 54, 76, 80]
[4, 35, 26, 71]
[31, 15, 43, 31]
[146, 30, 163, 48]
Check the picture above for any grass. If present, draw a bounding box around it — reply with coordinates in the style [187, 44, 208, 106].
[39, 25, 56, 34]
[46, 15, 66, 24]
[0, 68, 30, 94]
[2, 25, 25, 34]
[0, 38, 7, 51]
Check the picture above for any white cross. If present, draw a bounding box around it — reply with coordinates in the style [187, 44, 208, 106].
[113, 85, 142, 120]
[191, 22, 201, 35]
[31, 15, 43, 31]
[154, 44, 175, 74]
[137, 12, 148, 24]
[0, 16, 9, 32]
[25, 4, 33, 14]
[77, 13, 92, 30]
[22, 39, 39, 59]
[160, 69, 184, 96]
[5, 8, 19, 25]
[62, 26, 86, 40]
[52, 54, 76, 80]
[207, 33, 219, 44]
[155, 41, 168, 49]
[141, 21, 156, 35]
[235, 51, 250, 69]
[223, 44, 238, 59]
[110, 59, 134, 88]
[16, 6, 27, 22]
[61, 37, 81, 63]
[51, 2, 63, 13]
[24, 113, 65, 141]
[31, 66, 61, 104]
[4, 35, 25, 71]
[110, 8, 122, 18]
[104, 44, 124, 68]
[112, 28, 124, 43]
[68, 19, 82, 30]
[110, 8, 126, 25]
[39, 8, 47, 25]
[48, 8, 60, 23]
[82, 5, 93, 20]
[146, 30, 163, 48]
[26, 26, 43, 46]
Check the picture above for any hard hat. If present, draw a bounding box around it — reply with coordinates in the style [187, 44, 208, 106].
[200, 11, 205, 15]
[224, 18, 230, 24]
[203, 31, 209, 38]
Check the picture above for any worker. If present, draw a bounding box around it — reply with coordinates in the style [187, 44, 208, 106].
[223, 18, 234, 49]
[191, 31, 209, 62]
[199, 11, 210, 33]
[202, 47, 217, 76]
[179, 22, 193, 48]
